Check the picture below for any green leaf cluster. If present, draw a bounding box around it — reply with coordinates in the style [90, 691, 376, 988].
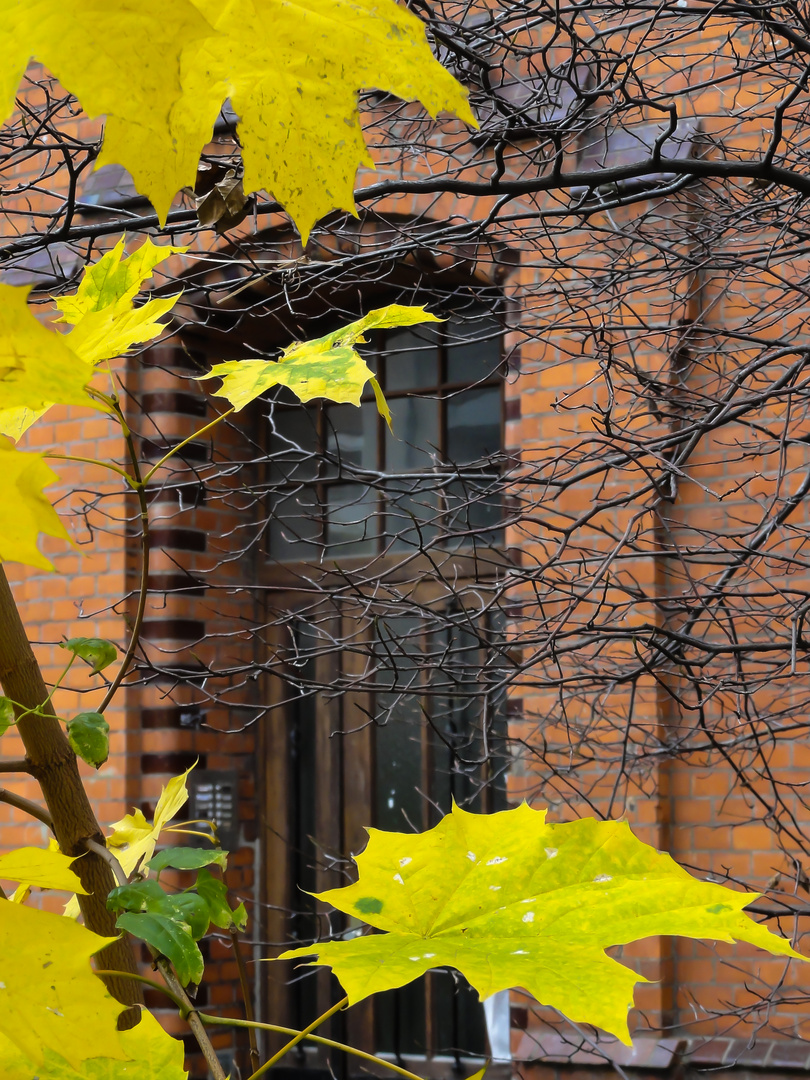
[108, 849, 247, 986]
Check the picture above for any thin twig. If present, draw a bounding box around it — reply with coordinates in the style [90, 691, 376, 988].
[230, 927, 261, 1072]
[99, 408, 150, 715]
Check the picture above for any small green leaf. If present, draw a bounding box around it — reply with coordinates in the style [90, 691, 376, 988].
[107, 879, 170, 913]
[170, 893, 211, 941]
[116, 911, 204, 986]
[0, 696, 15, 736]
[147, 847, 229, 874]
[67, 712, 110, 769]
[60, 637, 117, 674]
[196, 867, 248, 931]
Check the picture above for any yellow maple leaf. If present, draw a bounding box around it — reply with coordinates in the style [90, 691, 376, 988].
[0, 899, 127, 1068]
[0, 1006, 187, 1080]
[0, 845, 88, 894]
[56, 236, 186, 366]
[0, 284, 99, 440]
[0, 0, 473, 238]
[107, 765, 194, 876]
[200, 304, 441, 424]
[0, 438, 71, 570]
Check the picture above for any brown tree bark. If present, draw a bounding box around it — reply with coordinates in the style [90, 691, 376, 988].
[0, 567, 143, 1026]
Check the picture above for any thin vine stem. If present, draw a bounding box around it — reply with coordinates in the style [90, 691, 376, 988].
[44, 453, 135, 483]
[245, 995, 349, 1080]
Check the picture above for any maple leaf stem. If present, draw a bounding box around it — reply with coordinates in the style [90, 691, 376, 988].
[200, 1012, 431, 1080]
[141, 407, 236, 485]
[44, 453, 135, 483]
[246, 995, 349, 1080]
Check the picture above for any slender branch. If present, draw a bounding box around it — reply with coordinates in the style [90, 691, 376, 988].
[98, 407, 149, 715]
[141, 407, 236, 485]
[0, 759, 33, 774]
[230, 927, 260, 1073]
[200, 1013, 433, 1080]
[0, 787, 53, 829]
[81, 836, 127, 887]
[157, 959, 228, 1080]
[245, 996, 349, 1080]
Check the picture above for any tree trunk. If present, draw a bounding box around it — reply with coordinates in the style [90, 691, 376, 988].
[0, 567, 143, 1026]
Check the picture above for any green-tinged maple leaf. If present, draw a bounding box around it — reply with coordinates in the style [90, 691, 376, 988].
[279, 803, 806, 1044]
[67, 711, 110, 769]
[0, 1006, 187, 1080]
[61, 636, 118, 674]
[0, 695, 13, 736]
[0, 845, 88, 893]
[0, 0, 473, 238]
[55, 237, 184, 325]
[0, 899, 126, 1067]
[0, 438, 71, 570]
[107, 766, 194, 876]
[56, 237, 186, 366]
[0, 284, 100, 439]
[0, 239, 182, 441]
[199, 304, 441, 423]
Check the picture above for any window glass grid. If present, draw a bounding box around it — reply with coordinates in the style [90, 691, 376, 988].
[266, 311, 504, 560]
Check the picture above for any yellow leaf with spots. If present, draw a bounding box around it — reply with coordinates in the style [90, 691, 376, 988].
[199, 304, 441, 424]
[280, 802, 806, 1045]
[0, 899, 126, 1068]
[0, 0, 473, 237]
[0, 1006, 187, 1080]
[0, 438, 71, 570]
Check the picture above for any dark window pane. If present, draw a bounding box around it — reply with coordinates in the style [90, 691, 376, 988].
[325, 482, 378, 554]
[447, 387, 501, 464]
[269, 487, 321, 559]
[324, 403, 378, 475]
[268, 407, 319, 483]
[446, 315, 501, 383]
[385, 482, 440, 551]
[384, 327, 439, 391]
[385, 397, 439, 470]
